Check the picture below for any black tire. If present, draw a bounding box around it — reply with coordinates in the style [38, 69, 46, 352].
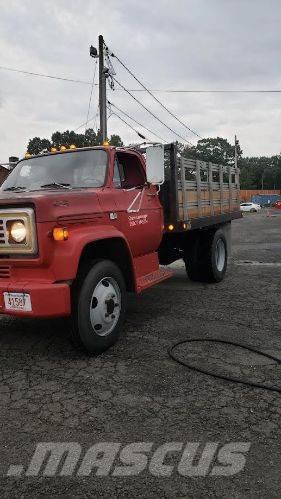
[71, 260, 126, 354]
[250, 208, 256, 213]
[184, 229, 228, 283]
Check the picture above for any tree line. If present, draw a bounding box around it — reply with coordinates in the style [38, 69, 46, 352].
[179, 137, 281, 190]
[27, 129, 123, 155]
[27, 131, 281, 190]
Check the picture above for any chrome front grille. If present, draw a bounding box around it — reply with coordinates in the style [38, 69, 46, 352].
[0, 219, 6, 245]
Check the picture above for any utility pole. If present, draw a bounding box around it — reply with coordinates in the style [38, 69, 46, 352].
[98, 35, 107, 142]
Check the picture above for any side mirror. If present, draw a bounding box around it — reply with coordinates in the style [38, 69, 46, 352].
[146, 145, 165, 185]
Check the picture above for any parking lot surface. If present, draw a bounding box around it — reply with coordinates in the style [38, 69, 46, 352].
[0, 211, 281, 497]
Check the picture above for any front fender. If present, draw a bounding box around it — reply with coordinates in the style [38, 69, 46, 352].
[49, 223, 135, 282]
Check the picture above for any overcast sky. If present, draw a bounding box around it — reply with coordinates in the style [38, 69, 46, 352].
[1, 0, 281, 161]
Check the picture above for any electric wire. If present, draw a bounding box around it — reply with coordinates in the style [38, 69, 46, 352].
[84, 60, 98, 134]
[108, 100, 166, 142]
[0, 65, 91, 84]
[169, 338, 281, 394]
[108, 108, 149, 141]
[2, 65, 281, 93]
[112, 76, 193, 145]
[109, 49, 202, 139]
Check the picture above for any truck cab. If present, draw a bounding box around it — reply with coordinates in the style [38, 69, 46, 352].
[0, 145, 172, 353]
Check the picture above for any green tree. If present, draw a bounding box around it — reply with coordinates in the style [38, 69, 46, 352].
[181, 137, 242, 166]
[51, 130, 87, 148]
[109, 134, 124, 147]
[27, 137, 51, 155]
[239, 155, 281, 189]
[27, 129, 123, 153]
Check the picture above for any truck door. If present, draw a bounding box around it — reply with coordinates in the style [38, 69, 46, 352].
[112, 151, 163, 257]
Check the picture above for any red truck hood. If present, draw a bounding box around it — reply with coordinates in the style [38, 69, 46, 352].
[0, 189, 102, 222]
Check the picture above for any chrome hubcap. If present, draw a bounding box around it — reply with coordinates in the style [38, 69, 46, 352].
[89, 277, 121, 336]
[215, 239, 226, 272]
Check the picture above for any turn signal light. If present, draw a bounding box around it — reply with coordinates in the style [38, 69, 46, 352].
[53, 227, 69, 241]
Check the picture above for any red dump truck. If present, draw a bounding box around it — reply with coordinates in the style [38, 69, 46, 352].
[0, 143, 240, 353]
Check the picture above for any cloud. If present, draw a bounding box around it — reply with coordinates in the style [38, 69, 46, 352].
[0, 0, 281, 161]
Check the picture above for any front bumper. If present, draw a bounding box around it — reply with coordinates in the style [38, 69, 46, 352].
[0, 280, 71, 318]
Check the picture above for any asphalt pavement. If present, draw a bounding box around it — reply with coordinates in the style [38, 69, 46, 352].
[0, 210, 281, 497]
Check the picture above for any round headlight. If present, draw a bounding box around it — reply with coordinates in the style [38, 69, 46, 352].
[10, 221, 27, 243]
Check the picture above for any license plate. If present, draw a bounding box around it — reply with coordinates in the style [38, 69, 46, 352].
[3, 292, 32, 312]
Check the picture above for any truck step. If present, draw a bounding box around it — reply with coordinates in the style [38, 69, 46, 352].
[136, 267, 173, 293]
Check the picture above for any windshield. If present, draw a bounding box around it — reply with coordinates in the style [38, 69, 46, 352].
[1, 149, 108, 192]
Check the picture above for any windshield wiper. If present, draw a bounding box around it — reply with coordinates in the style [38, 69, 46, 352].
[3, 186, 27, 192]
[40, 182, 72, 190]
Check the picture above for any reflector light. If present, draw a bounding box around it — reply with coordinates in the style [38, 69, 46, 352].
[168, 224, 174, 231]
[53, 227, 69, 241]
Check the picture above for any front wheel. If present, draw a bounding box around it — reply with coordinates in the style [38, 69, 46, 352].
[71, 260, 126, 354]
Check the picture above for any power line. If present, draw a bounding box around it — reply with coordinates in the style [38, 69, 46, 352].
[112, 76, 193, 145]
[2, 65, 281, 93]
[74, 106, 99, 132]
[84, 60, 98, 133]
[118, 89, 281, 93]
[2, 66, 281, 93]
[108, 107, 148, 141]
[108, 100, 166, 142]
[108, 48, 202, 139]
[0, 65, 91, 85]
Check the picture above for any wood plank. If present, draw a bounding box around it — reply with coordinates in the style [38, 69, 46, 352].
[180, 158, 189, 221]
[196, 160, 202, 217]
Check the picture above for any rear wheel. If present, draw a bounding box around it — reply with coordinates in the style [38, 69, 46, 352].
[184, 229, 228, 283]
[71, 260, 126, 354]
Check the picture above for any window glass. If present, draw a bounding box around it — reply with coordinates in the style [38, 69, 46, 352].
[116, 152, 145, 189]
[1, 149, 108, 191]
[113, 160, 122, 188]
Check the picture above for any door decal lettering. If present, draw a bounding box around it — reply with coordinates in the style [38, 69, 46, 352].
[128, 214, 148, 227]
